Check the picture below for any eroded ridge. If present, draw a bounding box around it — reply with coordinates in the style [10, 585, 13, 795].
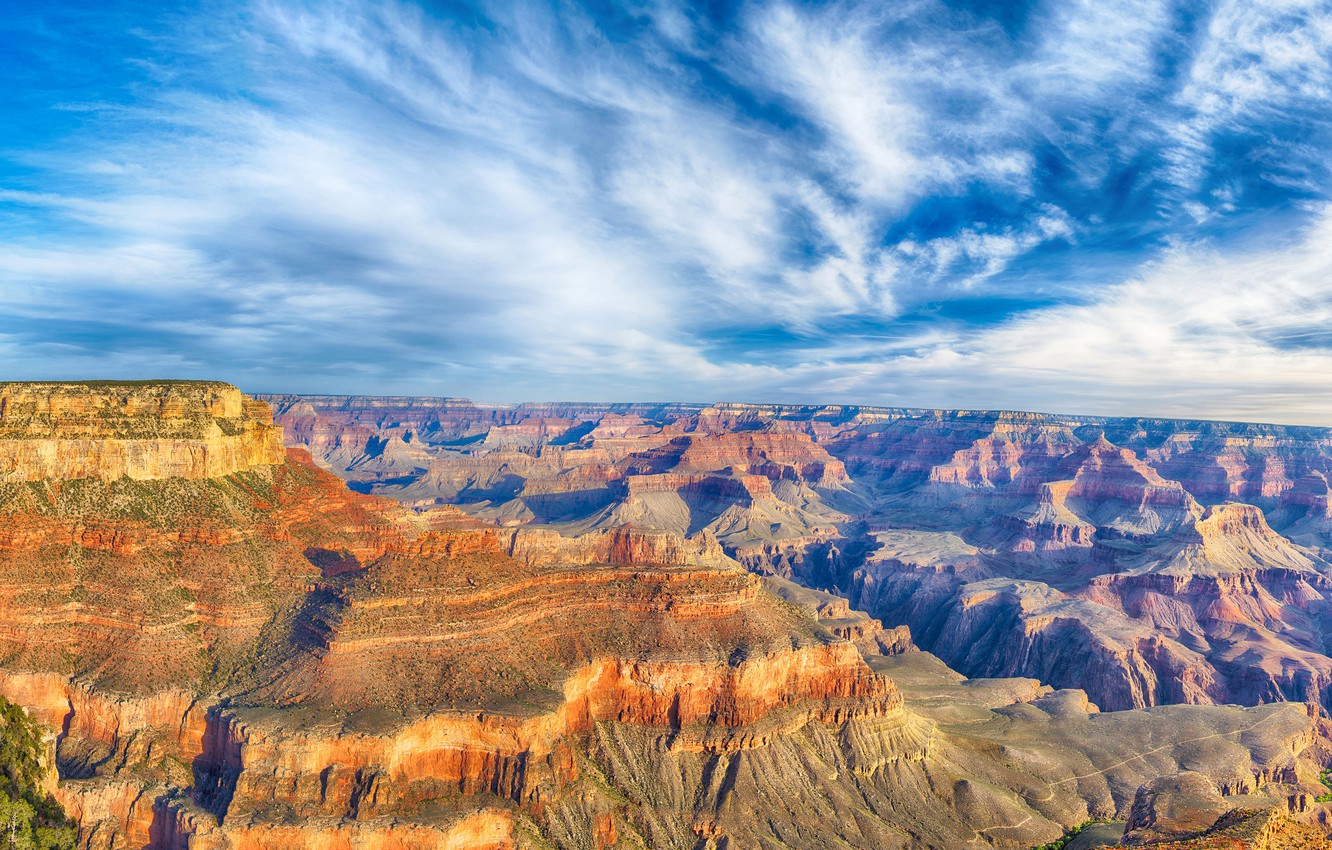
[1, 385, 1330, 849]
[266, 397, 1332, 716]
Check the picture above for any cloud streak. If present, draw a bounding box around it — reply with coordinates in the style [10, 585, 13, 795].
[2, 0, 1332, 422]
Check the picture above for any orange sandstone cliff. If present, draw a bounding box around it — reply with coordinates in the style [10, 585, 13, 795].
[0, 384, 1329, 849]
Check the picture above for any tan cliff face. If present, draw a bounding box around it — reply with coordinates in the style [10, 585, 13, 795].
[0, 382, 284, 482]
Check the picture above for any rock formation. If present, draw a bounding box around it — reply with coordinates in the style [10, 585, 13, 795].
[1111, 788, 1332, 848]
[1, 384, 1329, 849]
[268, 396, 1332, 717]
[1, 381, 284, 482]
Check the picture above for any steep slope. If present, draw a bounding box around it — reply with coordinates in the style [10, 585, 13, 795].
[2, 384, 1329, 849]
[271, 398, 1332, 715]
[1084, 504, 1332, 707]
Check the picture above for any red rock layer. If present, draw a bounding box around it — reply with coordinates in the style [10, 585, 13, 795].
[0, 385, 921, 849]
[8, 388, 1331, 849]
[0, 444, 403, 694]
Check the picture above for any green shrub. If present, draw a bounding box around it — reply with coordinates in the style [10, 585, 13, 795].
[1316, 768, 1332, 804]
[0, 700, 75, 850]
[1031, 819, 1110, 850]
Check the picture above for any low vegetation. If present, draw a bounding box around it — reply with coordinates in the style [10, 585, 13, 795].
[0, 700, 75, 850]
[1032, 819, 1108, 850]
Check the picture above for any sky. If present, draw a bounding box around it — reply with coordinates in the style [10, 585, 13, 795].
[4, 0, 1332, 423]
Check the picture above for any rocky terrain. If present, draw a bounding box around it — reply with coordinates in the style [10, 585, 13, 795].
[266, 397, 1332, 719]
[0, 383, 1330, 848]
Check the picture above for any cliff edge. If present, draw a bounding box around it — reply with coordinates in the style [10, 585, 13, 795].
[0, 381, 284, 482]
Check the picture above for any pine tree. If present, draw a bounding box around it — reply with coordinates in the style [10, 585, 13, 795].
[0, 700, 74, 850]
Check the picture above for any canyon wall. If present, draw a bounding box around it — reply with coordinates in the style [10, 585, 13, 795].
[1, 382, 284, 482]
[270, 396, 1332, 716]
[0, 385, 1329, 849]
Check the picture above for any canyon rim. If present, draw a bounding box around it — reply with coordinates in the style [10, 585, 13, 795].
[0, 382, 1330, 848]
[7, 1, 1332, 848]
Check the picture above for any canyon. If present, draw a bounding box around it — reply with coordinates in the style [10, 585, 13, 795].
[266, 397, 1332, 717]
[0, 383, 1329, 848]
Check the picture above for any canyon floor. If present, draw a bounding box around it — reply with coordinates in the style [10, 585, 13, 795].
[1, 383, 1331, 849]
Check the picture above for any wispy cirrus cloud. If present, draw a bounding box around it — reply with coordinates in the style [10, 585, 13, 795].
[1165, 0, 1332, 202]
[2, 0, 1332, 421]
[832, 205, 1332, 425]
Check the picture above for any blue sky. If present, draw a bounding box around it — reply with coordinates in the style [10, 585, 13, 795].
[4, 0, 1332, 422]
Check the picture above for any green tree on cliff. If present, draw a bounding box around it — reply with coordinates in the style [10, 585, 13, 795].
[0, 795, 36, 850]
[0, 701, 74, 850]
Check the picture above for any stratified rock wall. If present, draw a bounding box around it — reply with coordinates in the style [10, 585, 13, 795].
[269, 396, 1332, 718]
[0, 382, 284, 482]
[1, 385, 1329, 850]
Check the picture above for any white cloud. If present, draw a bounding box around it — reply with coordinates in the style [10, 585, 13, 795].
[1027, 0, 1172, 95]
[610, 109, 782, 278]
[890, 206, 1075, 288]
[796, 207, 1332, 424]
[748, 4, 931, 206]
[1164, 0, 1332, 196]
[5, 0, 1332, 420]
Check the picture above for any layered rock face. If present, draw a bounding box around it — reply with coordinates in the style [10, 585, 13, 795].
[6, 384, 1330, 850]
[1, 382, 284, 482]
[1, 385, 896, 847]
[271, 397, 1332, 716]
[264, 396, 866, 591]
[1108, 772, 1332, 848]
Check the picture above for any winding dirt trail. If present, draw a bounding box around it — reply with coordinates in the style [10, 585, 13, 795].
[966, 707, 1292, 846]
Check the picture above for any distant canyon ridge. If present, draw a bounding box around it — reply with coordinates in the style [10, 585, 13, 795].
[264, 395, 1332, 717]
[0, 381, 1330, 849]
